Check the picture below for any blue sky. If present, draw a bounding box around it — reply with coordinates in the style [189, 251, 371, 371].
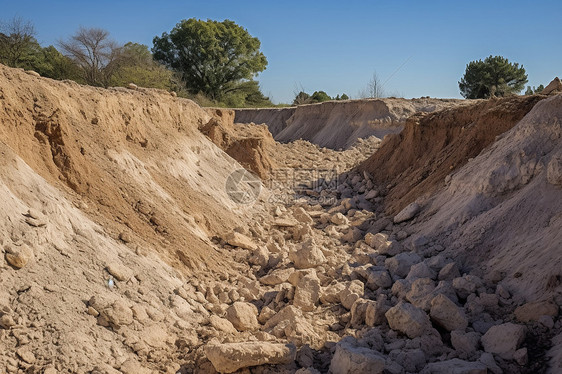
[1, 0, 561, 103]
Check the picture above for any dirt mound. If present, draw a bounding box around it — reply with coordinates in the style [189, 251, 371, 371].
[202, 108, 276, 179]
[237, 98, 467, 149]
[357, 95, 544, 215]
[234, 107, 296, 137]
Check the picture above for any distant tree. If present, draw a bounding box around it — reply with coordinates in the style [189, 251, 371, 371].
[221, 80, 273, 107]
[0, 17, 38, 68]
[110, 42, 175, 90]
[152, 18, 268, 101]
[60, 27, 123, 87]
[358, 72, 385, 98]
[293, 91, 311, 105]
[459, 55, 528, 99]
[310, 90, 331, 103]
[524, 84, 545, 95]
[340, 93, 349, 100]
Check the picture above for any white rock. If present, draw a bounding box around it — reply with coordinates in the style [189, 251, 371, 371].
[330, 340, 385, 374]
[204, 341, 296, 373]
[289, 239, 326, 269]
[481, 323, 526, 360]
[393, 203, 421, 224]
[260, 268, 294, 286]
[365, 232, 402, 256]
[293, 272, 321, 312]
[225, 232, 257, 250]
[209, 315, 238, 334]
[225, 302, 259, 331]
[385, 302, 431, 338]
[430, 294, 468, 332]
[331, 212, 349, 226]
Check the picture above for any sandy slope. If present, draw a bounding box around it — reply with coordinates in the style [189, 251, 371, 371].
[411, 93, 562, 301]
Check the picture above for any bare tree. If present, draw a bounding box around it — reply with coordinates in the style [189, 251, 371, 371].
[0, 17, 37, 67]
[359, 71, 386, 99]
[59, 27, 123, 87]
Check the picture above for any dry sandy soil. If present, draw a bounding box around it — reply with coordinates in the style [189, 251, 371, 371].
[1, 64, 562, 374]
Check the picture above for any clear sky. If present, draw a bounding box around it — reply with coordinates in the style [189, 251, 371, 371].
[1, 0, 561, 103]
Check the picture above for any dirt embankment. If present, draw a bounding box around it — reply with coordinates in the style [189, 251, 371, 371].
[234, 107, 296, 137]
[357, 95, 544, 215]
[202, 108, 276, 179]
[236, 98, 466, 149]
[412, 93, 562, 301]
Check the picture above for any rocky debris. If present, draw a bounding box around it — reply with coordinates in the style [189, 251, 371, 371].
[225, 302, 259, 331]
[365, 232, 402, 256]
[452, 275, 482, 299]
[451, 330, 480, 359]
[209, 315, 238, 334]
[438, 262, 461, 281]
[329, 340, 385, 374]
[260, 268, 294, 286]
[385, 302, 431, 338]
[393, 202, 421, 223]
[289, 239, 326, 269]
[4, 244, 34, 269]
[430, 294, 468, 331]
[331, 212, 349, 226]
[225, 232, 258, 250]
[481, 323, 526, 360]
[385, 252, 422, 279]
[204, 341, 297, 373]
[421, 358, 487, 374]
[514, 300, 558, 322]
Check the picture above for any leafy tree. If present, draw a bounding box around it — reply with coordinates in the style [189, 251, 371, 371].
[152, 18, 268, 101]
[33, 45, 83, 81]
[310, 90, 331, 103]
[110, 42, 175, 90]
[340, 93, 349, 100]
[221, 80, 272, 107]
[60, 27, 124, 87]
[459, 55, 528, 99]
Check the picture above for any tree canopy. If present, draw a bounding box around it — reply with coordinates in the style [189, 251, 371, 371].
[459, 55, 528, 99]
[152, 18, 268, 101]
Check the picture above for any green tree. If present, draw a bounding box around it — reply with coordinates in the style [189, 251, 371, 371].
[310, 90, 331, 103]
[459, 55, 528, 99]
[110, 42, 175, 90]
[152, 18, 268, 101]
